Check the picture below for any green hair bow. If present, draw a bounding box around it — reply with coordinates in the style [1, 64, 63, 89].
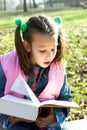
[15, 18, 27, 32]
[54, 16, 62, 25]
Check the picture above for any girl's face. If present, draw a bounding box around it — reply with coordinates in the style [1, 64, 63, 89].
[30, 32, 58, 68]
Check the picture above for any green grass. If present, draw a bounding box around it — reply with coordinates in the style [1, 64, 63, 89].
[0, 8, 87, 30]
[0, 7, 87, 120]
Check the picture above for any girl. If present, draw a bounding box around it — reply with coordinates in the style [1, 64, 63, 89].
[0, 14, 72, 130]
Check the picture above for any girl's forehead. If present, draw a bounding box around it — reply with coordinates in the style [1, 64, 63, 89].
[32, 32, 58, 47]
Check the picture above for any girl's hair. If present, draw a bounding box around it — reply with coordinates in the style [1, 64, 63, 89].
[15, 15, 66, 76]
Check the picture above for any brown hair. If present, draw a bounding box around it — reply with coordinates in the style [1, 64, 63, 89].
[15, 15, 66, 76]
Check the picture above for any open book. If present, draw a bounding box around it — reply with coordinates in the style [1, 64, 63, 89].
[0, 74, 79, 121]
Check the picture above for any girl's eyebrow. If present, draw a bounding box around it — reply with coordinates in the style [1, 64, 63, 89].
[36, 45, 46, 48]
[37, 44, 57, 47]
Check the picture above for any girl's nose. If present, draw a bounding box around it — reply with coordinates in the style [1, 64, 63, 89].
[47, 51, 53, 59]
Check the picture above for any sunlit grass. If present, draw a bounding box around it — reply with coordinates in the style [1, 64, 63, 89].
[0, 8, 87, 30]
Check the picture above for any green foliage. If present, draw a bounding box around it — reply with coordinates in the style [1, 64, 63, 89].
[64, 20, 87, 120]
[0, 8, 87, 120]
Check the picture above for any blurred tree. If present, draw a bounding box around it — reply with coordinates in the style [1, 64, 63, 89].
[32, 0, 37, 8]
[3, 0, 6, 10]
[0, 0, 2, 10]
[75, 0, 80, 7]
[29, 0, 37, 8]
[23, 0, 27, 12]
[29, 0, 32, 8]
[49, 0, 53, 7]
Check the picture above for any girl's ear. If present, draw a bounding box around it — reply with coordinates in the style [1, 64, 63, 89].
[23, 40, 31, 52]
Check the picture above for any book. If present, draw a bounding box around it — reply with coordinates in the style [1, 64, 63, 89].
[0, 74, 79, 121]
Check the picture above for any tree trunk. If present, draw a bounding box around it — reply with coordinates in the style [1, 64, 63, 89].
[48, 0, 53, 7]
[29, 0, 32, 8]
[23, 0, 27, 12]
[3, 0, 6, 10]
[32, 0, 36, 8]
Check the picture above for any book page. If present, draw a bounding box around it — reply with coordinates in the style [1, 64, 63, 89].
[10, 74, 40, 105]
[1, 95, 33, 105]
[39, 100, 79, 108]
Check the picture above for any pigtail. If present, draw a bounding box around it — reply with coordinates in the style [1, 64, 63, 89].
[54, 27, 66, 62]
[59, 28, 66, 58]
[15, 26, 23, 53]
[14, 26, 33, 76]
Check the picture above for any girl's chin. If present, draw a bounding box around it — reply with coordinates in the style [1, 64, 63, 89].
[40, 64, 50, 68]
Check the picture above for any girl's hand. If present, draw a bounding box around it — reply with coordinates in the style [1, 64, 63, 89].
[36, 107, 57, 128]
[9, 116, 34, 123]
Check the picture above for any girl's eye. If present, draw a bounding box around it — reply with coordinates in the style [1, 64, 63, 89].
[52, 49, 54, 52]
[51, 49, 55, 52]
[39, 50, 46, 53]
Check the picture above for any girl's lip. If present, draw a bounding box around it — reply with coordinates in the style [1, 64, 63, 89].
[44, 62, 51, 65]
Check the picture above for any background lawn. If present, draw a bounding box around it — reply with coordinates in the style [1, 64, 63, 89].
[0, 7, 87, 121]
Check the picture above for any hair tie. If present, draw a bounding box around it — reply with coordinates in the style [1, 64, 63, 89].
[54, 16, 62, 25]
[15, 18, 27, 32]
[20, 23, 27, 32]
[15, 18, 23, 26]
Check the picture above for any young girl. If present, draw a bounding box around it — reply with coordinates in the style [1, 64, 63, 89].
[0, 14, 72, 130]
